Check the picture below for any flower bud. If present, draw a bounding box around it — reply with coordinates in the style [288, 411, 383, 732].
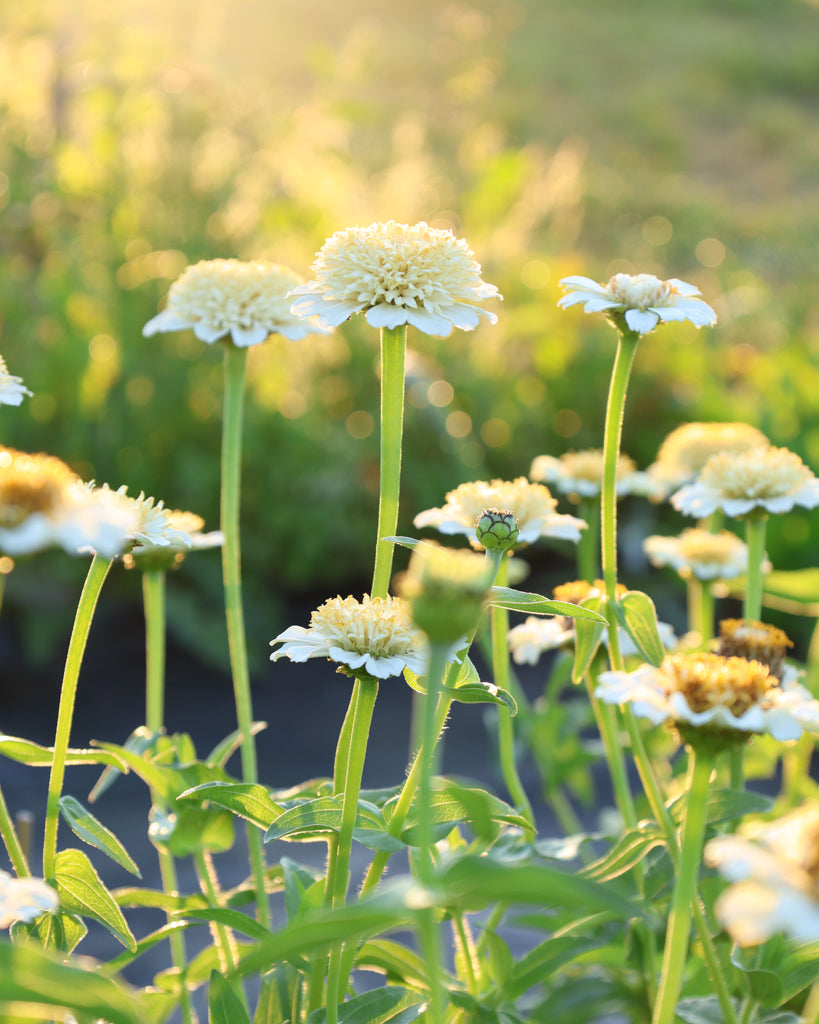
[475, 508, 519, 553]
[399, 542, 492, 645]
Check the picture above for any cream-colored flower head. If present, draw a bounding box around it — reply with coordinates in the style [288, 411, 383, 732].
[643, 529, 760, 581]
[596, 652, 819, 742]
[88, 484, 195, 554]
[705, 804, 819, 946]
[558, 272, 716, 335]
[143, 259, 325, 346]
[647, 422, 768, 497]
[123, 508, 223, 571]
[414, 478, 586, 549]
[0, 356, 32, 406]
[672, 446, 819, 518]
[270, 594, 446, 680]
[530, 449, 652, 501]
[289, 221, 501, 337]
[716, 618, 793, 683]
[0, 869, 59, 929]
[0, 448, 139, 558]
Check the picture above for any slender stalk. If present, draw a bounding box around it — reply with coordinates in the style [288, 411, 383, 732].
[802, 978, 819, 1024]
[578, 495, 601, 583]
[652, 748, 715, 1024]
[687, 577, 715, 645]
[370, 325, 407, 600]
[743, 513, 768, 623]
[220, 341, 269, 928]
[194, 849, 242, 984]
[583, 673, 636, 828]
[43, 554, 112, 880]
[0, 784, 29, 877]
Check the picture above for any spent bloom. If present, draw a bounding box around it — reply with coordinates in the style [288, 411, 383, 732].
[0, 870, 59, 928]
[414, 478, 585, 549]
[597, 652, 819, 743]
[0, 355, 32, 406]
[143, 259, 325, 346]
[270, 594, 448, 680]
[530, 449, 652, 501]
[671, 446, 819, 518]
[705, 804, 819, 946]
[289, 221, 501, 337]
[715, 618, 793, 683]
[647, 422, 769, 498]
[558, 272, 716, 335]
[643, 528, 760, 581]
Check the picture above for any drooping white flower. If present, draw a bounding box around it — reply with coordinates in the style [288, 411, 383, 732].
[643, 529, 760, 581]
[414, 478, 586, 549]
[558, 273, 716, 335]
[671, 446, 819, 518]
[289, 221, 501, 337]
[0, 870, 59, 928]
[530, 449, 653, 500]
[647, 422, 768, 498]
[0, 356, 32, 406]
[705, 804, 819, 946]
[143, 259, 326, 347]
[270, 594, 452, 680]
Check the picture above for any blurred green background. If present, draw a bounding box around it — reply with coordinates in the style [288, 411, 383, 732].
[2, 0, 819, 667]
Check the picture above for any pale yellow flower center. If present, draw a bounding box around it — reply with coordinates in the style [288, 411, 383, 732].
[310, 595, 420, 657]
[0, 448, 78, 528]
[558, 449, 636, 484]
[405, 542, 490, 596]
[675, 529, 746, 566]
[443, 478, 557, 527]
[309, 221, 490, 309]
[167, 510, 206, 534]
[552, 578, 625, 604]
[659, 652, 774, 718]
[607, 273, 670, 309]
[716, 619, 792, 679]
[166, 259, 305, 330]
[656, 423, 768, 476]
[701, 446, 813, 499]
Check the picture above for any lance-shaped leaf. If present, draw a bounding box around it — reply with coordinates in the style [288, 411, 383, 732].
[59, 796, 141, 877]
[206, 721, 268, 768]
[614, 590, 666, 667]
[255, 964, 303, 1024]
[209, 970, 252, 1024]
[399, 783, 531, 843]
[307, 986, 427, 1024]
[571, 596, 607, 683]
[442, 681, 518, 715]
[488, 587, 607, 622]
[88, 726, 157, 802]
[54, 848, 136, 951]
[265, 796, 401, 852]
[0, 733, 128, 770]
[178, 781, 284, 831]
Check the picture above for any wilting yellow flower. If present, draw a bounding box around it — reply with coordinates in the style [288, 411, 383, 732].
[530, 449, 652, 500]
[143, 259, 325, 346]
[0, 355, 32, 406]
[672, 446, 819, 518]
[647, 422, 768, 497]
[289, 221, 501, 337]
[558, 273, 716, 335]
[643, 528, 758, 581]
[0, 870, 59, 929]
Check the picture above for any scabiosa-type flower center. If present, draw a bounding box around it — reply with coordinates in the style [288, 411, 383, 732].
[701, 446, 814, 500]
[607, 273, 670, 310]
[309, 595, 421, 660]
[660, 652, 774, 718]
[0, 448, 77, 528]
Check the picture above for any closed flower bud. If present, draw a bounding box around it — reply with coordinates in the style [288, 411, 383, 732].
[475, 508, 519, 553]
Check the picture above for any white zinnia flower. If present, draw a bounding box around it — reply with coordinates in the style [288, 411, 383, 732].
[647, 422, 768, 498]
[87, 485, 194, 552]
[289, 221, 501, 337]
[558, 272, 716, 335]
[143, 259, 326, 346]
[530, 449, 653, 500]
[124, 508, 223, 571]
[643, 529, 761, 581]
[705, 804, 819, 946]
[270, 594, 452, 680]
[597, 652, 819, 741]
[414, 478, 586, 549]
[671, 446, 819, 518]
[0, 870, 59, 928]
[0, 356, 32, 406]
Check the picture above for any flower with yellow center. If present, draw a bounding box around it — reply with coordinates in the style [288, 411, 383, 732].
[289, 221, 501, 337]
[270, 594, 447, 679]
[124, 509, 223, 571]
[87, 484, 195, 553]
[647, 422, 769, 498]
[0, 448, 139, 558]
[643, 528, 759, 581]
[716, 618, 793, 683]
[596, 651, 819, 741]
[671, 446, 819, 518]
[414, 478, 585, 548]
[0, 355, 32, 406]
[143, 259, 326, 346]
[705, 804, 819, 946]
[558, 272, 716, 335]
[0, 870, 59, 929]
[530, 449, 652, 500]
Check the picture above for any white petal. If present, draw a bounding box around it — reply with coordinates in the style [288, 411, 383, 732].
[559, 276, 608, 293]
[230, 325, 270, 347]
[624, 309, 660, 334]
[192, 322, 227, 344]
[667, 278, 701, 297]
[403, 307, 456, 336]
[364, 304, 410, 330]
[142, 310, 194, 337]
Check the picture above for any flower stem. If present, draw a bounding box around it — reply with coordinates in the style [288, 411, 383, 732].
[370, 325, 407, 600]
[687, 577, 715, 645]
[652, 747, 715, 1024]
[578, 496, 601, 582]
[743, 512, 768, 623]
[583, 672, 636, 829]
[220, 341, 269, 928]
[43, 554, 112, 880]
[0, 784, 29, 877]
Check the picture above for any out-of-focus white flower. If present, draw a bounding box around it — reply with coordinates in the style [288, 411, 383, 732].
[270, 594, 454, 680]
[289, 221, 501, 337]
[672, 446, 819, 518]
[705, 804, 819, 946]
[643, 528, 761, 581]
[124, 508, 223, 571]
[414, 478, 585, 549]
[597, 652, 819, 741]
[647, 422, 768, 499]
[530, 449, 652, 500]
[0, 356, 32, 406]
[0, 870, 59, 928]
[558, 273, 716, 335]
[143, 259, 325, 346]
[87, 485, 193, 553]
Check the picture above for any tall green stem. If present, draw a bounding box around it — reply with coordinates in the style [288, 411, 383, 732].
[578, 496, 601, 583]
[220, 342, 269, 928]
[370, 325, 407, 600]
[743, 513, 768, 623]
[687, 578, 715, 645]
[43, 554, 112, 880]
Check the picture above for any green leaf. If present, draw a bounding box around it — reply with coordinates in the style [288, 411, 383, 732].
[179, 908, 272, 942]
[282, 857, 324, 922]
[676, 997, 741, 1024]
[571, 596, 606, 683]
[508, 933, 604, 999]
[488, 587, 607, 622]
[583, 822, 668, 882]
[730, 952, 783, 1007]
[10, 909, 87, 955]
[59, 796, 141, 877]
[668, 787, 773, 827]
[0, 941, 142, 1024]
[178, 781, 284, 830]
[264, 796, 388, 846]
[356, 939, 429, 988]
[208, 970, 252, 1024]
[89, 726, 156, 802]
[112, 886, 209, 913]
[0, 733, 128, 771]
[307, 986, 427, 1024]
[400, 784, 531, 843]
[614, 590, 666, 666]
[381, 535, 423, 550]
[442, 681, 518, 715]
[54, 848, 137, 951]
[255, 964, 302, 1023]
[153, 803, 235, 858]
[206, 721, 268, 768]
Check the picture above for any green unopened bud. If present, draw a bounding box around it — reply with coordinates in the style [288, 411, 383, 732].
[400, 541, 492, 645]
[475, 508, 519, 553]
